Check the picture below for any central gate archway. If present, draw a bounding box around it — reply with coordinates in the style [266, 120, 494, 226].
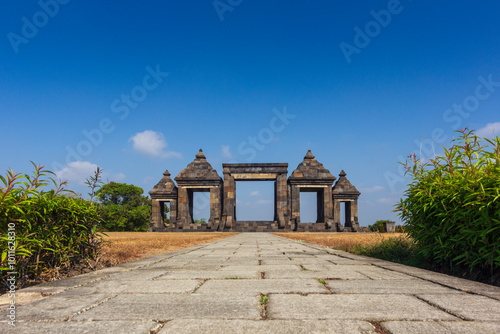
[222, 163, 289, 231]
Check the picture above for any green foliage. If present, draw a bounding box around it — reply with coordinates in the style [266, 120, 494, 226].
[0, 163, 104, 288]
[395, 225, 406, 233]
[194, 218, 207, 224]
[368, 220, 392, 232]
[396, 129, 500, 276]
[97, 182, 151, 231]
[353, 236, 423, 266]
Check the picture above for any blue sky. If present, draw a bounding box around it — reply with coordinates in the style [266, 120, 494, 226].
[1, 1, 500, 226]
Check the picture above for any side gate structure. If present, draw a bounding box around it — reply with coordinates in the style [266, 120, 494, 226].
[149, 149, 360, 232]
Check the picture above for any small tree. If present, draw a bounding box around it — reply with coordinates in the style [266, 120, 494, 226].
[97, 183, 151, 231]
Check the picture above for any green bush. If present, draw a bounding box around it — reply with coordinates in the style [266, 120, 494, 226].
[0, 163, 104, 288]
[396, 129, 500, 276]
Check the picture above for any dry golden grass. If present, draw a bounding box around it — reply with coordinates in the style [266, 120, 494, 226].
[274, 232, 407, 252]
[100, 232, 238, 267]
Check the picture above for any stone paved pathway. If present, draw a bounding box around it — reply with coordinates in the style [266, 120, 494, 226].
[2, 233, 500, 333]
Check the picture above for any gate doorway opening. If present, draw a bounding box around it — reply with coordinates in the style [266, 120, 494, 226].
[192, 192, 210, 224]
[162, 201, 171, 225]
[299, 192, 317, 223]
[340, 202, 346, 226]
[235, 181, 274, 221]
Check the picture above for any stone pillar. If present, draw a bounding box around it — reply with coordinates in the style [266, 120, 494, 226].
[223, 173, 235, 228]
[209, 186, 221, 228]
[170, 199, 177, 228]
[323, 186, 333, 229]
[150, 199, 162, 231]
[323, 187, 333, 220]
[290, 184, 300, 224]
[177, 187, 188, 229]
[276, 173, 288, 228]
[333, 199, 341, 230]
[351, 199, 359, 231]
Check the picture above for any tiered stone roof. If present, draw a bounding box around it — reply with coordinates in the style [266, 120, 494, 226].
[148, 170, 177, 198]
[175, 149, 222, 182]
[332, 170, 360, 196]
[288, 150, 336, 184]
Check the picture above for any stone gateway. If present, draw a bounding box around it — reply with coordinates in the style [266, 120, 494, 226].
[149, 150, 360, 232]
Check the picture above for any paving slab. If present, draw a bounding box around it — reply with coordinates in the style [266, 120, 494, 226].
[73, 293, 261, 321]
[9, 292, 113, 321]
[417, 293, 500, 321]
[342, 265, 417, 280]
[2, 320, 159, 334]
[265, 268, 369, 280]
[326, 279, 462, 294]
[268, 294, 457, 320]
[157, 270, 261, 279]
[219, 264, 300, 271]
[196, 278, 327, 295]
[381, 320, 500, 334]
[159, 319, 378, 333]
[377, 263, 500, 300]
[100, 269, 170, 281]
[81, 279, 201, 294]
[2, 232, 500, 334]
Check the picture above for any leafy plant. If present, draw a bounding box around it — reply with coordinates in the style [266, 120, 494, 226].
[0, 163, 104, 290]
[395, 128, 500, 277]
[260, 295, 269, 305]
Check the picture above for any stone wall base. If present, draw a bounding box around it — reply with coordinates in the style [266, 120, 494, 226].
[160, 221, 372, 232]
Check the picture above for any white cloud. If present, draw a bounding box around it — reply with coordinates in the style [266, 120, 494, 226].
[56, 161, 126, 185]
[476, 122, 500, 138]
[256, 199, 273, 205]
[143, 176, 155, 184]
[250, 191, 260, 197]
[56, 161, 99, 185]
[113, 173, 126, 181]
[221, 145, 233, 159]
[129, 130, 182, 158]
[359, 185, 384, 193]
[376, 197, 397, 205]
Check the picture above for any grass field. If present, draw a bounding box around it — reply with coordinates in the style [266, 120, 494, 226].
[99, 232, 238, 267]
[274, 232, 407, 253]
[100, 232, 404, 266]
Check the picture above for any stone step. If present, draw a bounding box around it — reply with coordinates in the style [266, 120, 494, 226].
[234, 221, 277, 226]
[231, 221, 279, 232]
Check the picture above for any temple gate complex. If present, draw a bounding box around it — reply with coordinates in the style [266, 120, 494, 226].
[149, 149, 360, 232]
